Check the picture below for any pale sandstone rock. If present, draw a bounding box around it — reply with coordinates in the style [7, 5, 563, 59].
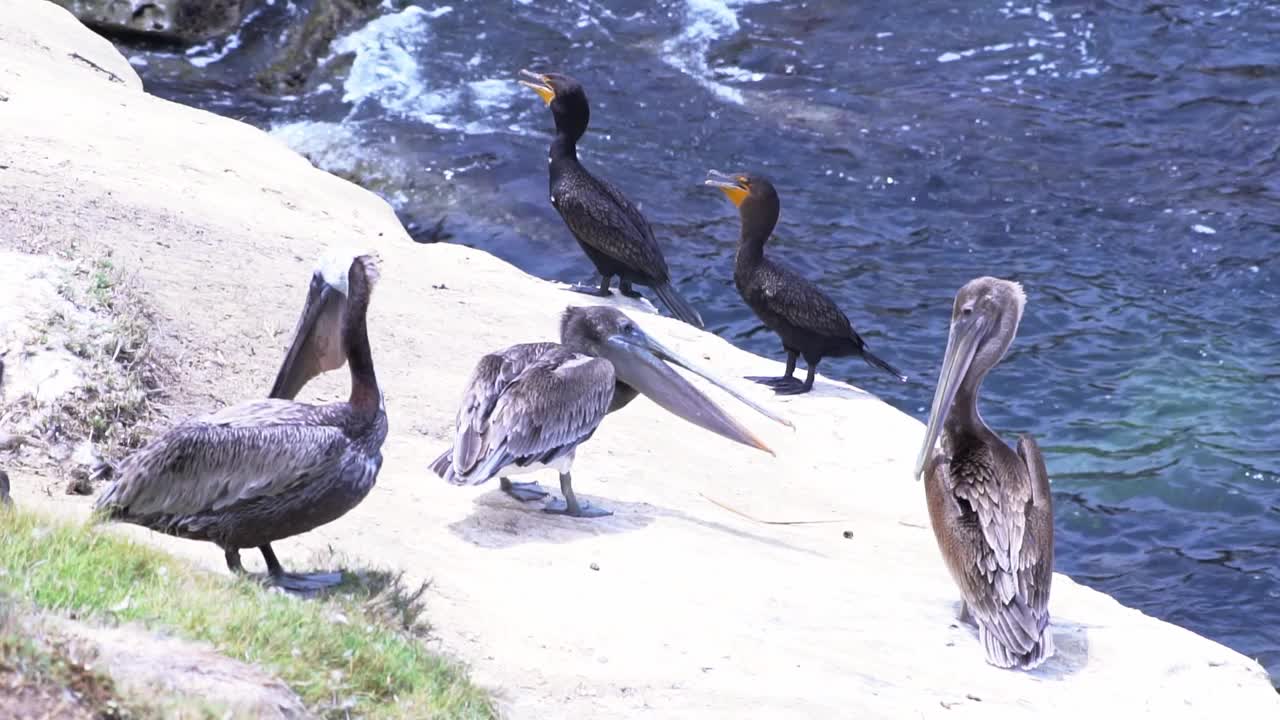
[0, 3, 1276, 718]
[41, 614, 311, 719]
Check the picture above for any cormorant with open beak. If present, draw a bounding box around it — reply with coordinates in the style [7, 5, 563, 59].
[705, 170, 906, 394]
[519, 69, 704, 328]
[95, 250, 388, 594]
[431, 305, 790, 517]
[915, 276, 1054, 670]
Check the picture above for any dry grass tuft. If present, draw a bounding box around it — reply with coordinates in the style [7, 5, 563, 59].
[3, 250, 167, 480]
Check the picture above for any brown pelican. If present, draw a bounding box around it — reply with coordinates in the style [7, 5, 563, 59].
[704, 171, 906, 395]
[94, 250, 387, 593]
[431, 305, 790, 517]
[914, 277, 1054, 670]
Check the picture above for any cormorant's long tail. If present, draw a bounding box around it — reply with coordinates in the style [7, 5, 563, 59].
[860, 347, 907, 382]
[652, 282, 704, 329]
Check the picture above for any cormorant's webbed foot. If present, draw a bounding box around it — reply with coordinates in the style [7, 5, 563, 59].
[542, 472, 612, 518]
[567, 275, 612, 296]
[771, 377, 813, 396]
[746, 375, 801, 389]
[500, 477, 550, 502]
[618, 281, 644, 299]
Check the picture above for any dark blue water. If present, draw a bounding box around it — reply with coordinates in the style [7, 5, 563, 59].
[117, 0, 1280, 680]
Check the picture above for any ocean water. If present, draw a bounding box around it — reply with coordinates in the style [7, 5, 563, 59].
[123, 0, 1279, 680]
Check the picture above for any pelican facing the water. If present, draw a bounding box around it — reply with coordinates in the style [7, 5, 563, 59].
[431, 305, 790, 517]
[94, 250, 387, 593]
[915, 277, 1054, 670]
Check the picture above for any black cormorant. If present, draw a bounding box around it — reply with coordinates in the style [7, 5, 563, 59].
[520, 69, 704, 328]
[704, 170, 906, 395]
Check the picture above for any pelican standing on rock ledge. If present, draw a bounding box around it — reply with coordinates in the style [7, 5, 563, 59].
[915, 276, 1054, 670]
[704, 170, 906, 394]
[431, 305, 789, 518]
[94, 250, 388, 594]
[519, 69, 705, 328]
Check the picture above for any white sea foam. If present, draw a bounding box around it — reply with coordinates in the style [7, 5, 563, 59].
[323, 4, 528, 134]
[186, 25, 242, 68]
[661, 0, 775, 105]
[467, 79, 519, 113]
[331, 6, 443, 120]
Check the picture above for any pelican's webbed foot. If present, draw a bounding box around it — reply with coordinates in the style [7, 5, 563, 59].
[500, 477, 550, 502]
[270, 571, 345, 595]
[543, 472, 612, 518]
[257, 543, 343, 596]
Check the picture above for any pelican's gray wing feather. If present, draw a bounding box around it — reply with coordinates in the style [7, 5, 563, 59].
[440, 343, 615, 485]
[447, 343, 559, 476]
[1016, 434, 1055, 623]
[95, 399, 348, 518]
[941, 440, 1053, 669]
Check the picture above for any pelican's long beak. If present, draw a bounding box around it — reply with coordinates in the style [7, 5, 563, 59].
[604, 329, 792, 456]
[269, 271, 349, 400]
[914, 312, 987, 480]
[704, 169, 749, 207]
[518, 68, 555, 105]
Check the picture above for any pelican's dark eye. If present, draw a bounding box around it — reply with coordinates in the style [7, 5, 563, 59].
[962, 306, 974, 316]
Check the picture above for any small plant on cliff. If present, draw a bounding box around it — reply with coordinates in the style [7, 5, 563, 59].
[10, 251, 163, 473]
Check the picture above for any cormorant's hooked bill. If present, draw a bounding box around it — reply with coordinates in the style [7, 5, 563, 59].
[518, 69, 556, 104]
[704, 170, 751, 207]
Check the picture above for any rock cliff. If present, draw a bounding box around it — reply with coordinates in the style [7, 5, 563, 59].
[2, 3, 1277, 718]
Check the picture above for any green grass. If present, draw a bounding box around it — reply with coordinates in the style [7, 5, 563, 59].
[0, 508, 496, 719]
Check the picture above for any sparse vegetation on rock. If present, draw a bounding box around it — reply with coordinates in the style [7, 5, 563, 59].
[0, 249, 162, 487]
